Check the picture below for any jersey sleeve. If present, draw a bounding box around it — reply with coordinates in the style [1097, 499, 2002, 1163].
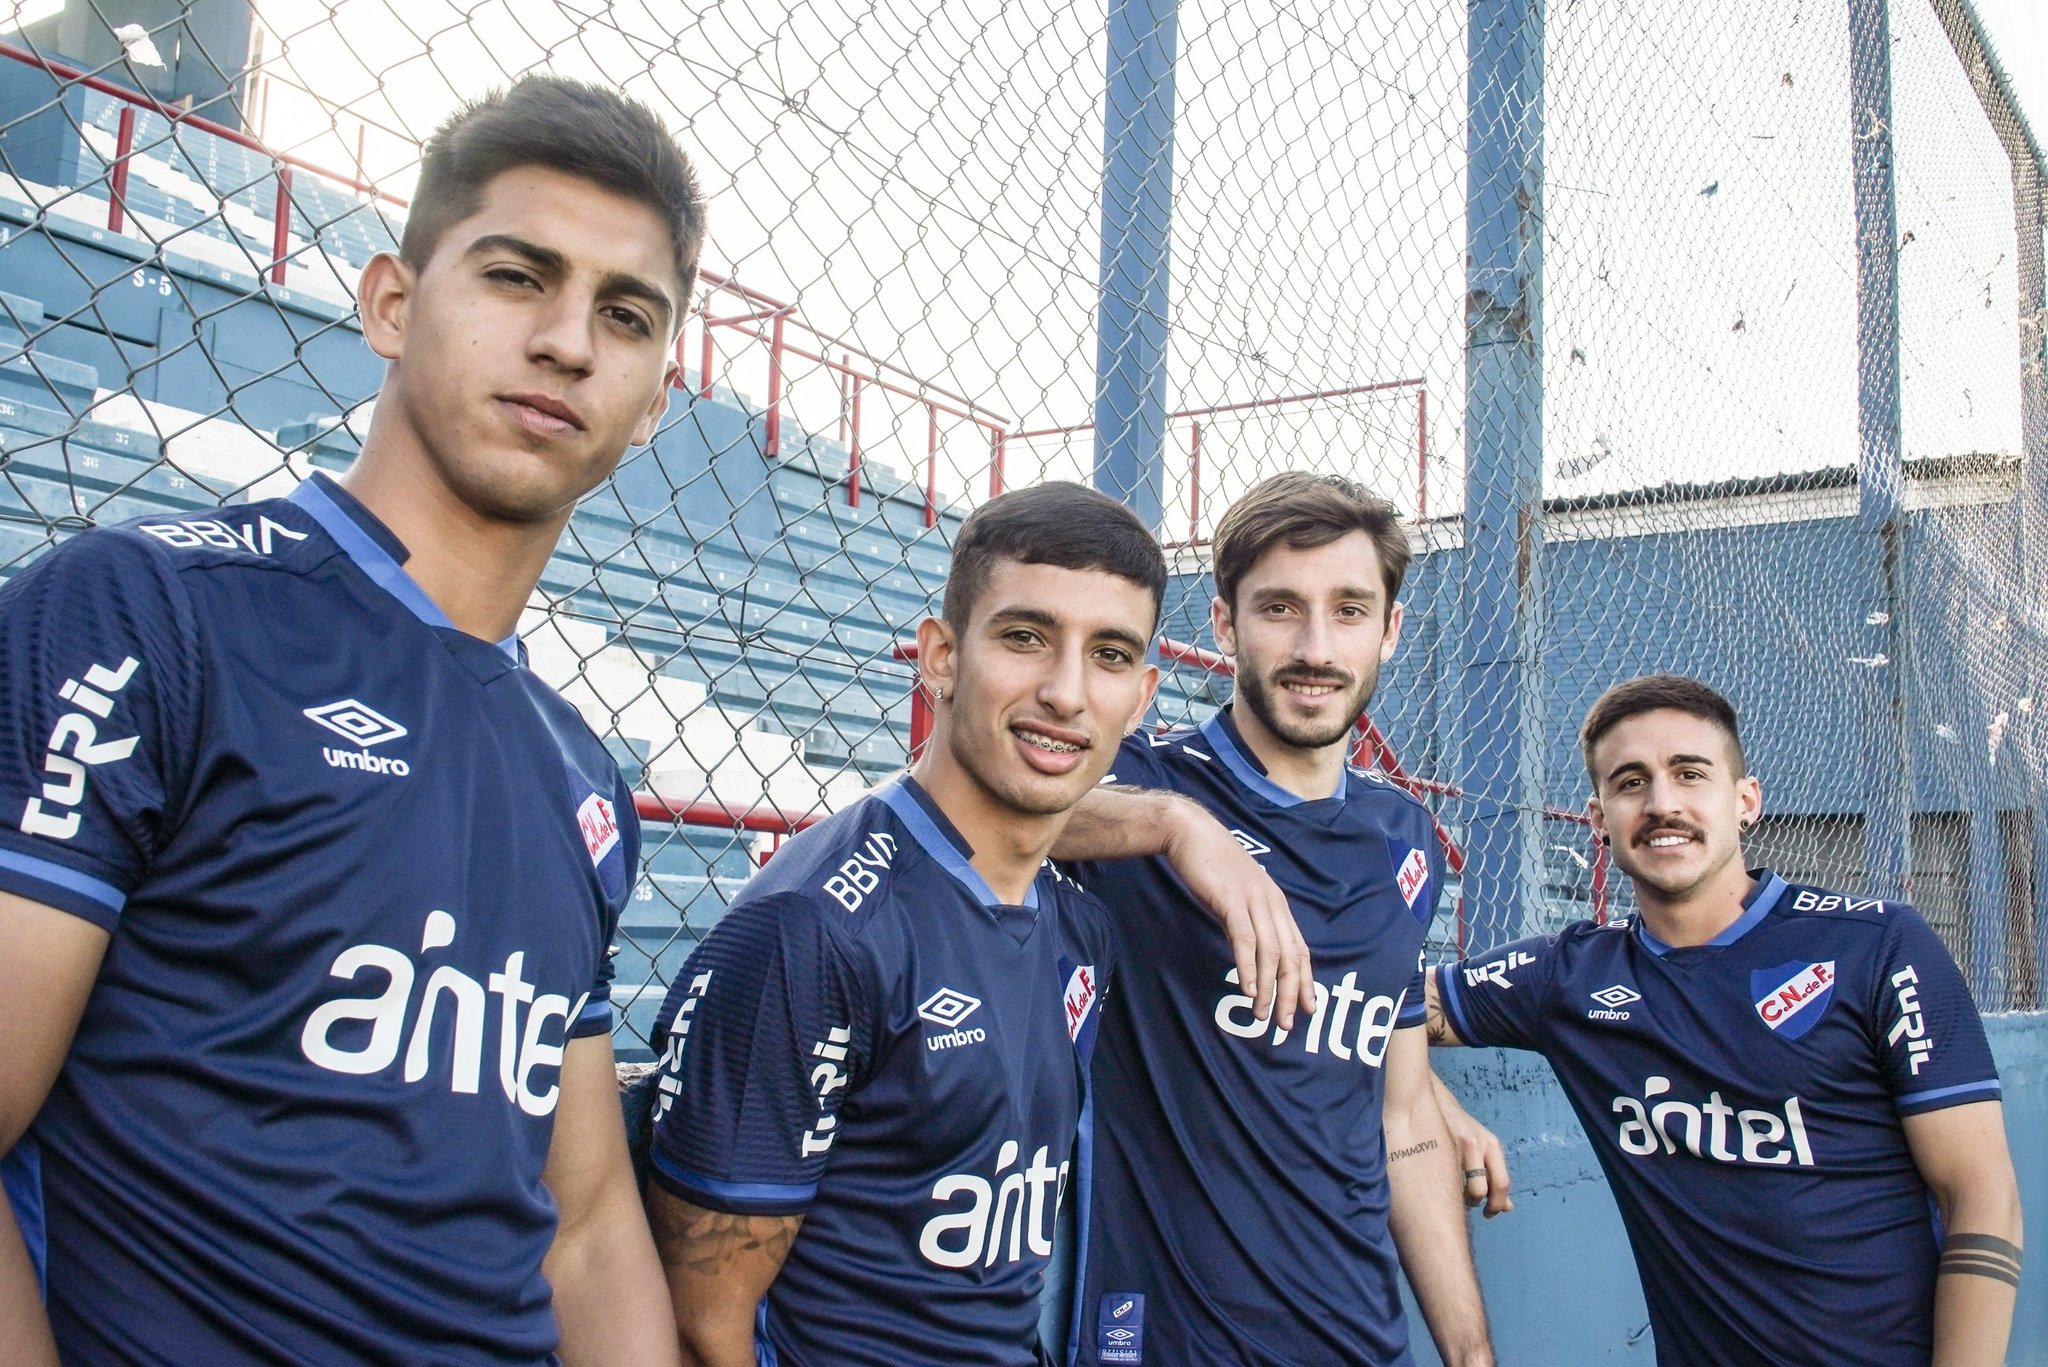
[1872, 905, 2000, 1115]
[1397, 812, 1451, 1029]
[0, 530, 199, 931]
[571, 770, 641, 1040]
[646, 892, 872, 1216]
[1435, 934, 1559, 1052]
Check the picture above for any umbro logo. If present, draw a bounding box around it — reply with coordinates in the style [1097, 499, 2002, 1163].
[920, 987, 986, 1053]
[306, 699, 412, 777]
[304, 699, 408, 747]
[1588, 983, 1641, 1021]
[1228, 829, 1271, 857]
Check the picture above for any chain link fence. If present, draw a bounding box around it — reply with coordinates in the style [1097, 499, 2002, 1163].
[0, 0, 2041, 1049]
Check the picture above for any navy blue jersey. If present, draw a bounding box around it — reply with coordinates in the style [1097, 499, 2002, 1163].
[0, 474, 635, 1364]
[647, 775, 1116, 1367]
[1438, 872, 2001, 1367]
[1068, 710, 1444, 1367]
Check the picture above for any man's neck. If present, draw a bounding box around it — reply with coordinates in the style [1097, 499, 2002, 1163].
[1633, 862, 1759, 948]
[339, 434, 566, 644]
[909, 751, 1061, 906]
[1224, 700, 1347, 801]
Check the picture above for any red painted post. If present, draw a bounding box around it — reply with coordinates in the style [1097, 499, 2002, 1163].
[269, 166, 292, 285]
[892, 641, 930, 761]
[699, 314, 715, 400]
[988, 427, 1004, 497]
[1188, 419, 1202, 542]
[1591, 830, 1611, 924]
[765, 312, 786, 457]
[107, 106, 135, 233]
[924, 404, 939, 529]
[1415, 387, 1429, 519]
[837, 354, 850, 447]
[847, 373, 864, 508]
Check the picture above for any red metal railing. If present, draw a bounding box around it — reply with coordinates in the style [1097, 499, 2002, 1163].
[689, 274, 1010, 530]
[632, 793, 825, 866]
[1, 41, 409, 289]
[1011, 379, 1430, 544]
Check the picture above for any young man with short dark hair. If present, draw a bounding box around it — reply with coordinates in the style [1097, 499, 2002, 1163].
[0, 76, 703, 1364]
[1426, 673, 2022, 1367]
[646, 481, 1238, 1366]
[1049, 471, 1495, 1366]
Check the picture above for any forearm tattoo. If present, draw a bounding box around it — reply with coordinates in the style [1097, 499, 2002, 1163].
[1424, 982, 1454, 1047]
[651, 1198, 800, 1280]
[1938, 1234, 2022, 1289]
[1388, 1138, 1440, 1163]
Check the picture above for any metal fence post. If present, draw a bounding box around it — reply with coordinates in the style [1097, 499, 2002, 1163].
[1094, 0, 1177, 530]
[1460, 0, 1546, 944]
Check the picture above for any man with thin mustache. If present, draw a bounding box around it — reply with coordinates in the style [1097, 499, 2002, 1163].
[1426, 673, 2022, 1367]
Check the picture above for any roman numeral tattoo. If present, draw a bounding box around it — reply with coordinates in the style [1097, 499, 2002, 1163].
[1938, 1234, 2022, 1289]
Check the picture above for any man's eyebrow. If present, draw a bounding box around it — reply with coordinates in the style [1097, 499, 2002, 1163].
[1603, 758, 1648, 785]
[1669, 753, 1716, 768]
[465, 234, 675, 329]
[986, 606, 1149, 653]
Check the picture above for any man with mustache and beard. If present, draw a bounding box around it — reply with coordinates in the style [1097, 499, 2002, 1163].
[1049, 472, 1496, 1367]
[1426, 674, 2021, 1367]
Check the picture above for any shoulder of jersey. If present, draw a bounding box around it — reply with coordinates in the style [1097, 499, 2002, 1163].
[1341, 759, 1438, 825]
[736, 790, 926, 933]
[108, 495, 329, 575]
[1776, 880, 1906, 927]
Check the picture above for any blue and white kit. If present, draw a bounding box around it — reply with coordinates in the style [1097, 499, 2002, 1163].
[1068, 709, 1445, 1366]
[0, 474, 634, 1364]
[647, 775, 1115, 1367]
[1438, 871, 2002, 1367]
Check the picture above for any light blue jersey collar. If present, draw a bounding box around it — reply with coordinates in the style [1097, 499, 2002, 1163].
[290, 474, 521, 661]
[1200, 707, 1346, 808]
[1636, 869, 1788, 957]
[876, 775, 1040, 911]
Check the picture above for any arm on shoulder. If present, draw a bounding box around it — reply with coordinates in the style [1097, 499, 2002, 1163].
[543, 1032, 680, 1367]
[1902, 1100, 2022, 1367]
[647, 1186, 802, 1367]
[0, 891, 111, 1367]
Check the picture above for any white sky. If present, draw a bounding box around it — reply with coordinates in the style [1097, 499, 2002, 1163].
[222, 0, 2048, 523]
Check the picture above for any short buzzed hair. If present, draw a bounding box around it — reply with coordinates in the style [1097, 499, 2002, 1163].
[942, 482, 1166, 632]
[1580, 674, 1746, 786]
[1211, 472, 1411, 622]
[401, 76, 706, 320]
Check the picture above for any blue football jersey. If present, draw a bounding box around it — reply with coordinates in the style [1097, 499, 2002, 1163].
[1067, 710, 1444, 1367]
[1438, 871, 2001, 1367]
[0, 474, 635, 1364]
[646, 775, 1116, 1367]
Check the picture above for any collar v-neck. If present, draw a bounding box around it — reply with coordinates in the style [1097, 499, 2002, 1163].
[290, 474, 523, 664]
[877, 775, 1041, 914]
[1200, 706, 1347, 808]
[1635, 869, 1788, 958]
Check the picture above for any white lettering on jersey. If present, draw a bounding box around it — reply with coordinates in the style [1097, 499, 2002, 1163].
[1790, 890, 1886, 914]
[1213, 967, 1400, 1067]
[802, 1025, 854, 1156]
[822, 831, 898, 912]
[137, 515, 308, 556]
[298, 911, 586, 1116]
[1463, 951, 1535, 990]
[918, 1140, 1069, 1270]
[652, 970, 713, 1125]
[1886, 965, 1934, 1075]
[1611, 1076, 1815, 1167]
[20, 656, 140, 841]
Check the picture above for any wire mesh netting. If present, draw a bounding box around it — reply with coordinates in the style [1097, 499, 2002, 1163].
[0, 0, 2041, 1049]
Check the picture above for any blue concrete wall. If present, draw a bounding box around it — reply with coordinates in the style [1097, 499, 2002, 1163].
[1403, 1014, 2048, 1365]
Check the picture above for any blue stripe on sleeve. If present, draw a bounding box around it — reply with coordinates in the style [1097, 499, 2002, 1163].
[1895, 1079, 2001, 1111]
[1437, 965, 1490, 1047]
[649, 1151, 818, 1213]
[0, 847, 126, 916]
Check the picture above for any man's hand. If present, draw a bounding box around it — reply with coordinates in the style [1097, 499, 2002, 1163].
[1055, 785, 1315, 1029]
[1431, 1071, 1512, 1218]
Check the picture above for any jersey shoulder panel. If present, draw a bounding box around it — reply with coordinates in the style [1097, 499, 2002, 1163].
[103, 496, 339, 579]
[1774, 880, 1905, 928]
[733, 791, 935, 941]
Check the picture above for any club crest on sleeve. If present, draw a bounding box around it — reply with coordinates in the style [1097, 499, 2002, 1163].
[1752, 960, 1836, 1039]
[1393, 846, 1429, 909]
[576, 791, 620, 865]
